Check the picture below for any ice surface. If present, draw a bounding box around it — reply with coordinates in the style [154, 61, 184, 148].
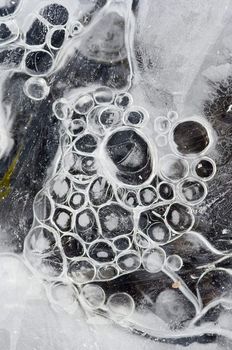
[0, 0, 232, 349]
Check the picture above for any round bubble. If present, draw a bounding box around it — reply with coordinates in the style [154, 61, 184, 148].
[23, 77, 50, 101]
[172, 120, 210, 155]
[82, 284, 105, 309]
[24, 49, 53, 75]
[107, 292, 135, 319]
[53, 98, 72, 120]
[116, 250, 140, 272]
[158, 182, 174, 201]
[154, 116, 171, 133]
[115, 92, 133, 109]
[142, 247, 166, 273]
[123, 107, 148, 127]
[68, 259, 96, 284]
[88, 240, 115, 263]
[147, 221, 170, 244]
[74, 94, 94, 115]
[179, 178, 207, 204]
[166, 254, 183, 271]
[166, 202, 194, 233]
[194, 157, 216, 180]
[160, 154, 189, 182]
[98, 264, 118, 280]
[70, 21, 83, 36]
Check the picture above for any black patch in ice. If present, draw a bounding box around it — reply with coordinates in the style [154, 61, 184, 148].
[51, 29, 65, 49]
[40, 3, 69, 26]
[25, 50, 53, 74]
[173, 121, 209, 155]
[0, 23, 11, 39]
[26, 19, 48, 46]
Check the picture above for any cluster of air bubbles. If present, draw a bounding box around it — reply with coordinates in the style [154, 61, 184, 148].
[0, 2, 91, 102]
[23, 85, 216, 323]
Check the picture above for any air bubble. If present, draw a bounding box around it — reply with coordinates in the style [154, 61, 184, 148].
[49, 282, 78, 312]
[115, 92, 133, 109]
[68, 119, 86, 137]
[74, 94, 94, 115]
[75, 208, 99, 243]
[82, 284, 105, 309]
[156, 134, 168, 147]
[160, 154, 189, 182]
[113, 236, 131, 251]
[24, 49, 53, 75]
[70, 21, 83, 36]
[0, 0, 21, 18]
[194, 157, 216, 180]
[116, 250, 140, 272]
[24, 77, 50, 101]
[142, 247, 166, 273]
[61, 234, 85, 259]
[139, 186, 157, 206]
[49, 28, 66, 50]
[172, 120, 210, 156]
[167, 110, 178, 122]
[98, 203, 134, 239]
[33, 191, 52, 223]
[25, 226, 57, 255]
[40, 3, 69, 26]
[158, 182, 175, 201]
[179, 178, 207, 205]
[49, 175, 70, 203]
[69, 191, 85, 210]
[98, 264, 118, 280]
[154, 116, 171, 133]
[68, 259, 96, 284]
[99, 106, 122, 128]
[93, 87, 114, 105]
[0, 45, 24, 69]
[74, 134, 98, 154]
[147, 221, 170, 244]
[53, 207, 73, 232]
[88, 240, 115, 263]
[0, 20, 19, 46]
[53, 98, 72, 120]
[166, 202, 194, 233]
[123, 106, 148, 127]
[166, 254, 183, 271]
[25, 18, 48, 47]
[88, 176, 113, 207]
[107, 292, 135, 319]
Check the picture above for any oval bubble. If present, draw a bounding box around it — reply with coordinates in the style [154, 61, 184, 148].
[93, 86, 114, 105]
[158, 182, 175, 201]
[82, 284, 105, 309]
[166, 254, 183, 271]
[147, 221, 170, 244]
[24, 77, 50, 101]
[61, 234, 85, 259]
[154, 116, 171, 134]
[123, 106, 149, 127]
[53, 98, 72, 120]
[25, 226, 57, 255]
[142, 247, 166, 273]
[115, 92, 133, 109]
[171, 119, 211, 156]
[74, 94, 94, 115]
[107, 292, 135, 319]
[68, 259, 96, 284]
[193, 157, 216, 181]
[40, 3, 69, 26]
[179, 178, 207, 205]
[98, 264, 119, 280]
[88, 240, 115, 263]
[166, 202, 194, 233]
[139, 186, 157, 206]
[160, 154, 189, 182]
[116, 250, 140, 272]
[24, 49, 53, 75]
